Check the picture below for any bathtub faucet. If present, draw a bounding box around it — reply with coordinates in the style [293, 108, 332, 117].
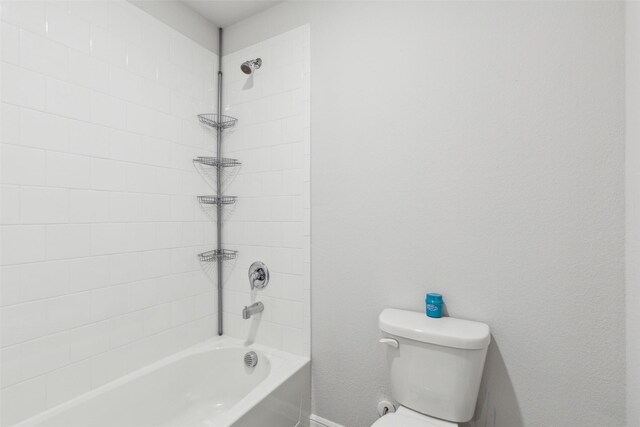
[242, 302, 264, 319]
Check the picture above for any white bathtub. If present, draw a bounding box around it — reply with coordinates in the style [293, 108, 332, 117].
[15, 337, 311, 427]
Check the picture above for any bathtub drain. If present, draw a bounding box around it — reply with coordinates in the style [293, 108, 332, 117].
[244, 351, 258, 367]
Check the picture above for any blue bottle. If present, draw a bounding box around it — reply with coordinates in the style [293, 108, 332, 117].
[426, 293, 443, 318]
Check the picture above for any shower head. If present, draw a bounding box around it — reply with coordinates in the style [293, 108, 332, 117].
[241, 58, 262, 75]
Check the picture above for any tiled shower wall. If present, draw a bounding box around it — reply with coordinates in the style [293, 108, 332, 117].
[0, 1, 217, 424]
[222, 25, 311, 356]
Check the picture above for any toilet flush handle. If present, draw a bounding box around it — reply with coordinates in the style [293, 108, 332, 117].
[379, 338, 399, 348]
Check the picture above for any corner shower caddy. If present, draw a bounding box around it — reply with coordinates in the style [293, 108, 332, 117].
[193, 114, 242, 246]
[195, 107, 240, 336]
[197, 113, 238, 130]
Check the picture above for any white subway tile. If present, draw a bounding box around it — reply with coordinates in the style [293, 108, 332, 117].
[141, 79, 171, 113]
[1, 225, 47, 265]
[108, 192, 142, 223]
[46, 151, 91, 189]
[20, 30, 69, 80]
[45, 358, 92, 408]
[140, 194, 171, 222]
[125, 331, 167, 372]
[68, 320, 111, 362]
[69, 256, 110, 293]
[141, 136, 171, 167]
[282, 62, 305, 91]
[90, 347, 127, 388]
[68, 49, 109, 93]
[45, 3, 91, 53]
[155, 112, 181, 143]
[2, 22, 20, 65]
[157, 59, 181, 90]
[109, 252, 143, 285]
[89, 25, 127, 68]
[157, 275, 179, 303]
[90, 223, 127, 255]
[45, 77, 91, 121]
[107, 1, 141, 45]
[127, 279, 158, 312]
[271, 298, 304, 328]
[18, 333, 69, 384]
[46, 224, 91, 260]
[1, 185, 21, 225]
[110, 311, 145, 348]
[90, 90, 127, 129]
[194, 292, 215, 319]
[124, 163, 156, 193]
[281, 326, 305, 355]
[109, 65, 141, 103]
[21, 108, 70, 151]
[67, 1, 110, 29]
[125, 103, 156, 136]
[90, 284, 128, 321]
[1, 0, 47, 36]
[1, 63, 47, 110]
[125, 223, 158, 252]
[1, 103, 21, 144]
[142, 303, 172, 335]
[127, 43, 157, 81]
[0, 376, 47, 426]
[156, 222, 183, 249]
[109, 128, 142, 162]
[1, 345, 22, 387]
[0, 266, 22, 306]
[154, 167, 182, 196]
[171, 248, 196, 274]
[170, 297, 196, 326]
[141, 249, 172, 279]
[20, 260, 70, 301]
[68, 119, 110, 158]
[47, 292, 91, 333]
[254, 321, 283, 350]
[1, 300, 48, 346]
[282, 116, 305, 143]
[91, 157, 127, 191]
[169, 36, 193, 68]
[69, 189, 110, 223]
[21, 187, 69, 224]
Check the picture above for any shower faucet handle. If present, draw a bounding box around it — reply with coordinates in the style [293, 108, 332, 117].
[248, 261, 269, 290]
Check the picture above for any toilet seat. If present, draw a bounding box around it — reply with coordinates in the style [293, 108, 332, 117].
[370, 407, 458, 427]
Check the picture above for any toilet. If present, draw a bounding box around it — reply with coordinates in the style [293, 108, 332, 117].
[373, 309, 491, 427]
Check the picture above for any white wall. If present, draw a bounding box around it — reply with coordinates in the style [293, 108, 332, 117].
[128, 0, 219, 54]
[225, 2, 626, 426]
[0, 1, 218, 424]
[221, 25, 311, 357]
[626, 1, 640, 425]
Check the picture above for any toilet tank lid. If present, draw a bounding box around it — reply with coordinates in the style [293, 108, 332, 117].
[379, 309, 490, 350]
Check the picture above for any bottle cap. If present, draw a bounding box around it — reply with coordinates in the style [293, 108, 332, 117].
[426, 293, 443, 303]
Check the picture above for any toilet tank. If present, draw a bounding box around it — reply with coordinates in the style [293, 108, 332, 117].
[379, 309, 490, 423]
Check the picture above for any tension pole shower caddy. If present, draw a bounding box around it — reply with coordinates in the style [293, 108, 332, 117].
[195, 29, 239, 336]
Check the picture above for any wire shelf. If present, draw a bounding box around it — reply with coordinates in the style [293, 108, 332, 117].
[197, 195, 237, 205]
[193, 157, 242, 168]
[198, 114, 238, 130]
[198, 249, 238, 263]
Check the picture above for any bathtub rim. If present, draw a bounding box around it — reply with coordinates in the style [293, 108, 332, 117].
[13, 335, 310, 427]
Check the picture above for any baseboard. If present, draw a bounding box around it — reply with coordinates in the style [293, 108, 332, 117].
[309, 414, 346, 427]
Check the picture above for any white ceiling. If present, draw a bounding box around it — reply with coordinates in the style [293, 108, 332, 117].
[180, 0, 282, 28]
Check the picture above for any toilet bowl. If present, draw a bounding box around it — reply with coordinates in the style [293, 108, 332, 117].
[371, 407, 457, 427]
